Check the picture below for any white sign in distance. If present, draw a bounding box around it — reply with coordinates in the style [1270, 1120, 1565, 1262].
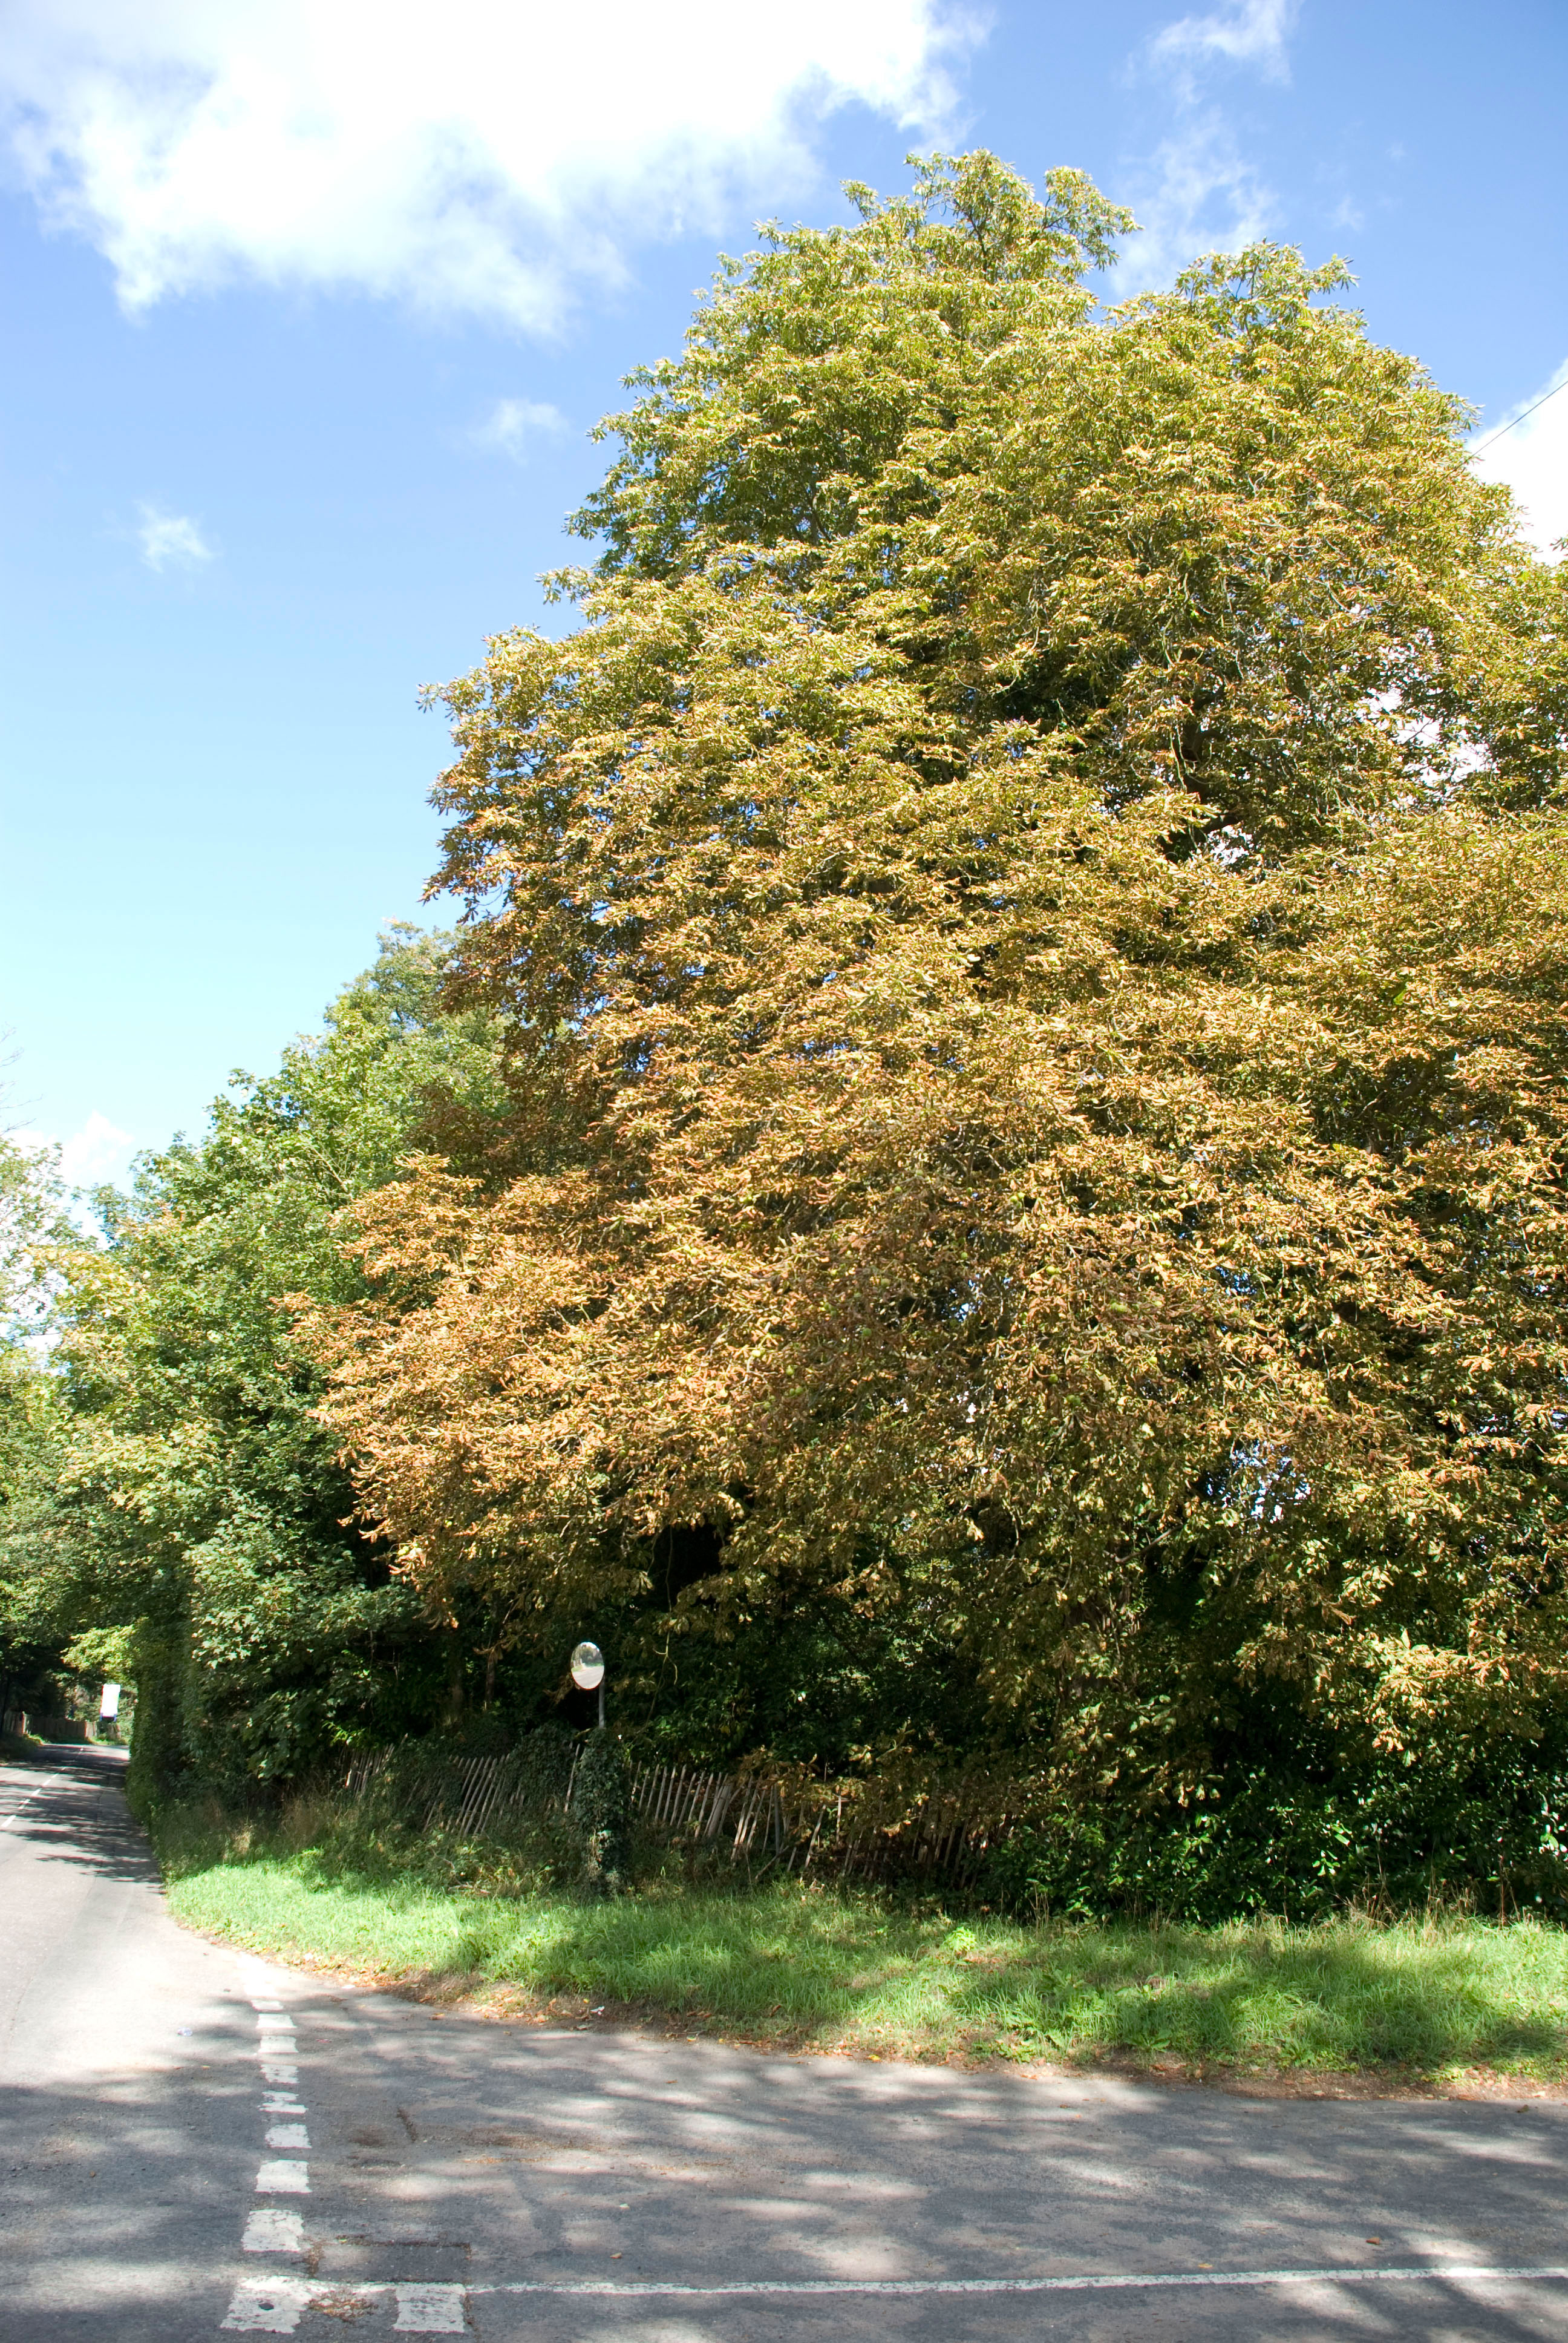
[569, 1641, 605, 1691]
[99, 1682, 121, 1719]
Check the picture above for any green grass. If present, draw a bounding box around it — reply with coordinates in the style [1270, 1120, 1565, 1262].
[153, 1803, 1568, 2083]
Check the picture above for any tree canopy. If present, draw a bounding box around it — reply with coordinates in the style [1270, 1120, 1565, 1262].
[295, 152, 1568, 1832]
[4, 929, 515, 1791]
[0, 1127, 75, 1723]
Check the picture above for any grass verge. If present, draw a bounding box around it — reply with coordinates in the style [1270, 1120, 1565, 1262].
[152, 1800, 1568, 2089]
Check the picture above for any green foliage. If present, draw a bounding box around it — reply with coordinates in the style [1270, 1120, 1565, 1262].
[0, 1125, 71, 1343]
[573, 1727, 632, 1894]
[0, 1132, 77, 1717]
[62, 1624, 137, 1685]
[990, 1740, 1568, 1925]
[8, 928, 514, 1799]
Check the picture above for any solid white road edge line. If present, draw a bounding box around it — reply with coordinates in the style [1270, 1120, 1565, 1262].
[490, 2266, 1568, 2295]
[222, 2261, 1568, 2322]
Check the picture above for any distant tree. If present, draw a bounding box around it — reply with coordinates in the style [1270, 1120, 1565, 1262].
[8, 929, 515, 1797]
[0, 1129, 77, 1728]
[0, 1122, 68, 1342]
[305, 152, 1568, 1831]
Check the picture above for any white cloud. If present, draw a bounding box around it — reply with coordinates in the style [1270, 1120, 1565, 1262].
[57, 1109, 136, 1190]
[1472, 363, 1568, 560]
[1119, 1, 1298, 292]
[472, 396, 569, 461]
[0, 0, 973, 332]
[1150, 0, 1296, 88]
[137, 502, 213, 570]
[1126, 118, 1276, 289]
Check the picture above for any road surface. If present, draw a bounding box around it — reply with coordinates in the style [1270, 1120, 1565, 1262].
[3, 1743, 1568, 2339]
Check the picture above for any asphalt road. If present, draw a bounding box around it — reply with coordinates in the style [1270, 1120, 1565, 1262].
[4, 1748, 1568, 2341]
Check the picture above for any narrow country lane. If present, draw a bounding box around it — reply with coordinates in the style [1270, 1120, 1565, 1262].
[5, 1752, 1568, 2339]
[0, 1745, 267, 2338]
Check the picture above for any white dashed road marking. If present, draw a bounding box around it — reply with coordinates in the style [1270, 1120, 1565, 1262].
[255, 2158, 310, 2195]
[0, 1787, 41, 1829]
[224, 1978, 316, 2328]
[221, 2273, 315, 2333]
[394, 2284, 467, 2332]
[241, 2209, 305, 2256]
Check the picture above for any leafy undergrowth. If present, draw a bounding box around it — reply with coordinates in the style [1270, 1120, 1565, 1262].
[154, 1803, 1568, 2086]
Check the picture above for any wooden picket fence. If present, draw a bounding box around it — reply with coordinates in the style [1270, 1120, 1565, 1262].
[336, 1740, 1023, 1889]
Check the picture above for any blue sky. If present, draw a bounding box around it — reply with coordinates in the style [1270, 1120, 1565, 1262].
[2, 0, 1564, 1188]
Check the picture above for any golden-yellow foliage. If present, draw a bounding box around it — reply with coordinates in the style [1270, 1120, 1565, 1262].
[302, 156, 1568, 1793]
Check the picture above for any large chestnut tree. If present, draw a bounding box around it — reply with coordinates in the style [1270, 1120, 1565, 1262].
[309, 154, 1568, 1826]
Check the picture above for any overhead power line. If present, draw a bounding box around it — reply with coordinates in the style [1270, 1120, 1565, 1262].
[1470, 375, 1568, 457]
